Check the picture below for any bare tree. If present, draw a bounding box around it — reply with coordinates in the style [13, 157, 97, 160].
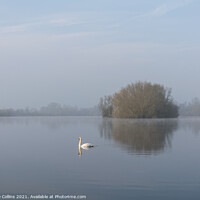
[179, 97, 200, 116]
[99, 95, 113, 117]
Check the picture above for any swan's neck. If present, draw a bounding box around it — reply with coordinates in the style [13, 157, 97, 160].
[79, 139, 82, 148]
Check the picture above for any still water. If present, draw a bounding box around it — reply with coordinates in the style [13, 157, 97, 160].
[0, 116, 199, 200]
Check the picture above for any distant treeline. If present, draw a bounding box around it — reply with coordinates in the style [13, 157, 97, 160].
[99, 81, 179, 118]
[0, 103, 101, 117]
[179, 98, 200, 116]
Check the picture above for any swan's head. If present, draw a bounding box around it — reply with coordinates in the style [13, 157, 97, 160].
[78, 137, 82, 141]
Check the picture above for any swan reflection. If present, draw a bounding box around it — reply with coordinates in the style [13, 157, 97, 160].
[78, 147, 82, 156]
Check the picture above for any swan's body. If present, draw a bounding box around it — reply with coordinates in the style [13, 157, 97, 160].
[78, 137, 94, 149]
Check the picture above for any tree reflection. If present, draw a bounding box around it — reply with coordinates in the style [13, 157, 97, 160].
[99, 118, 178, 155]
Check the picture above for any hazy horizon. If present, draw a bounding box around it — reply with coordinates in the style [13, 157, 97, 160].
[0, 0, 200, 109]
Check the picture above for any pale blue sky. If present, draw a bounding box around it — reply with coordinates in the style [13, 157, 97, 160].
[0, 0, 200, 108]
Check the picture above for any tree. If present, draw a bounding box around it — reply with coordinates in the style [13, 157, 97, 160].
[179, 97, 200, 116]
[100, 81, 178, 118]
[99, 95, 113, 117]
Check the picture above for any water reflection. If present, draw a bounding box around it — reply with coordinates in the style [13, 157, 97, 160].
[99, 118, 178, 155]
[78, 147, 82, 156]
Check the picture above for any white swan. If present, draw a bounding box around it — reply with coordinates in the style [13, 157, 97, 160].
[78, 137, 94, 150]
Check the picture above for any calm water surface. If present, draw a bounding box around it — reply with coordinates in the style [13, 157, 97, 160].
[0, 116, 200, 200]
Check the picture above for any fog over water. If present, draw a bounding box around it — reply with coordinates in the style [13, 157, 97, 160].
[0, 0, 200, 108]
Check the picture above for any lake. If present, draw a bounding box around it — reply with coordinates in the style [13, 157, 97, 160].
[0, 116, 200, 200]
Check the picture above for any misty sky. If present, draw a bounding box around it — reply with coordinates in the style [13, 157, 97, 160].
[0, 0, 200, 108]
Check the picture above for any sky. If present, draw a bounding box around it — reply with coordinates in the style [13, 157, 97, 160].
[0, 0, 200, 108]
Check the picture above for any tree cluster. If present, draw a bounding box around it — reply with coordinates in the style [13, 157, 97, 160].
[0, 103, 100, 117]
[99, 95, 113, 117]
[99, 82, 178, 118]
[179, 97, 200, 116]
